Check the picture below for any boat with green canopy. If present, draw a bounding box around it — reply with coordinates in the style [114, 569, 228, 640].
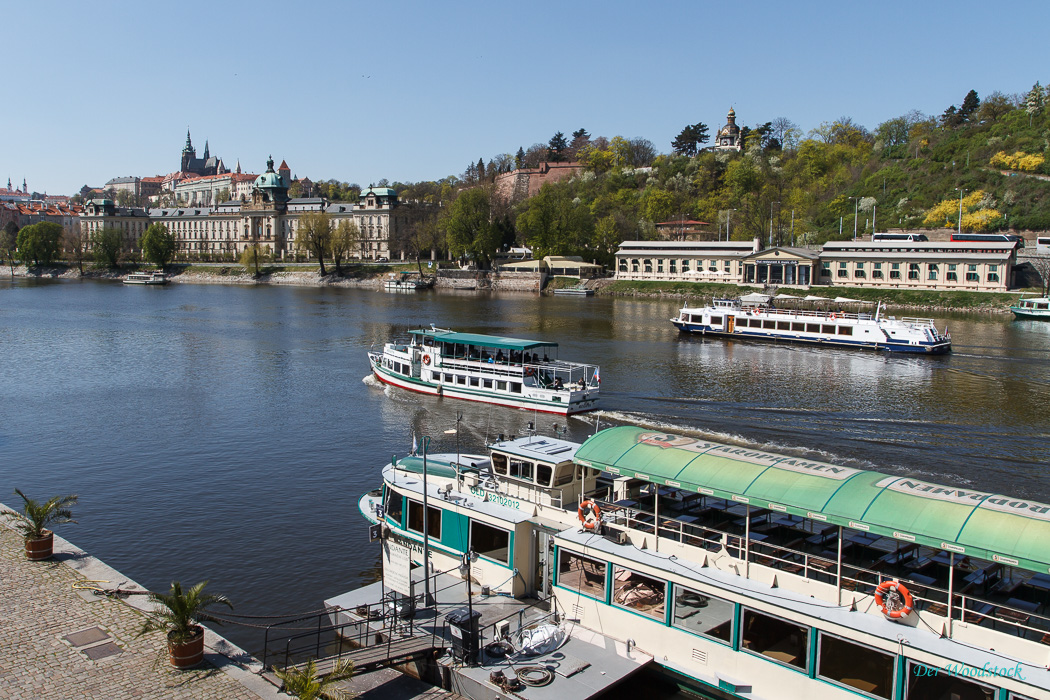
[355, 423, 1050, 699]
[367, 326, 600, 415]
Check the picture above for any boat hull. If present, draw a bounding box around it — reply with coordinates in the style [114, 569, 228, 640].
[1010, 308, 1050, 320]
[671, 320, 952, 354]
[370, 359, 597, 415]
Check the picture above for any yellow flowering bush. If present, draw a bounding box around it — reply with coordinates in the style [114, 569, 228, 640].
[923, 190, 986, 227]
[989, 150, 1045, 171]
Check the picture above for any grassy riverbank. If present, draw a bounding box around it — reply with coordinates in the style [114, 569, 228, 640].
[593, 279, 1029, 312]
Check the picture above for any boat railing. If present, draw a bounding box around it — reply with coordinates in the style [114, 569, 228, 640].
[900, 317, 937, 327]
[739, 306, 875, 322]
[599, 500, 1050, 642]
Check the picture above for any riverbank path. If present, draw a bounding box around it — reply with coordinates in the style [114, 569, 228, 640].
[0, 519, 280, 699]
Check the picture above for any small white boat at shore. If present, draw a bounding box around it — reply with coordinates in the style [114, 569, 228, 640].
[122, 272, 168, 285]
[383, 272, 429, 291]
[368, 326, 600, 414]
[1010, 295, 1050, 320]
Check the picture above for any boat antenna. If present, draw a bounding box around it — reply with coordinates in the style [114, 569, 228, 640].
[593, 411, 602, 436]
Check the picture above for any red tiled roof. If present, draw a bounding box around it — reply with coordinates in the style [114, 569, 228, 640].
[278, 160, 290, 171]
[140, 176, 165, 183]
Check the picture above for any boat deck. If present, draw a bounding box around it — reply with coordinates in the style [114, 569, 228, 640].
[326, 571, 651, 700]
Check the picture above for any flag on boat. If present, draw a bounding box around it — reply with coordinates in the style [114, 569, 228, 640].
[411, 432, 418, 456]
[593, 367, 600, 384]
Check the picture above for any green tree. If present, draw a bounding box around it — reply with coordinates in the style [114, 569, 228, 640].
[240, 242, 266, 277]
[273, 659, 355, 700]
[140, 223, 177, 269]
[331, 219, 359, 274]
[296, 211, 333, 275]
[671, 122, 710, 157]
[91, 227, 124, 268]
[958, 89, 980, 123]
[17, 222, 63, 266]
[515, 147, 525, 169]
[515, 183, 594, 256]
[1, 221, 18, 273]
[64, 226, 89, 275]
[442, 187, 499, 267]
[547, 132, 568, 162]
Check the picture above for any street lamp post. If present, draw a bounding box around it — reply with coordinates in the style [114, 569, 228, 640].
[726, 209, 736, 241]
[849, 197, 859, 241]
[956, 188, 966, 236]
[769, 201, 780, 246]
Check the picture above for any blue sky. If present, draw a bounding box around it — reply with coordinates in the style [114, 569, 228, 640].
[4, 0, 1047, 196]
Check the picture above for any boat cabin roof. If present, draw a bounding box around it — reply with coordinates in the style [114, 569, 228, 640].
[574, 426, 1050, 575]
[410, 329, 556, 352]
[490, 435, 580, 464]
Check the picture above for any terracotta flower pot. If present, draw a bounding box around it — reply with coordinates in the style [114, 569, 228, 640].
[24, 530, 54, 561]
[168, 626, 205, 669]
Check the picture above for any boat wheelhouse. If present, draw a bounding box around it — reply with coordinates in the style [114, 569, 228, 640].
[384, 272, 429, 291]
[122, 271, 168, 285]
[672, 297, 951, 354]
[367, 327, 600, 415]
[1010, 296, 1050, 320]
[358, 426, 1050, 700]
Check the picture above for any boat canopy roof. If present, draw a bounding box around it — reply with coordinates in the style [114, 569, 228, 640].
[410, 328, 556, 351]
[574, 426, 1050, 575]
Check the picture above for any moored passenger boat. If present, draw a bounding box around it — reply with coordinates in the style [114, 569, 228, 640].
[367, 327, 600, 415]
[1010, 296, 1050, 320]
[122, 271, 168, 285]
[359, 425, 1050, 699]
[672, 297, 951, 354]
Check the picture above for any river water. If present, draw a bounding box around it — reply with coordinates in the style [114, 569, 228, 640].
[1, 279, 1048, 652]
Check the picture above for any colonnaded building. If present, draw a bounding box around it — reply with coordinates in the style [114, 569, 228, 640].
[615, 239, 1019, 293]
[80, 157, 428, 261]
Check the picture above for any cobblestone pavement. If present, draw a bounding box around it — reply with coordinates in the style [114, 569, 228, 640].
[0, 522, 272, 699]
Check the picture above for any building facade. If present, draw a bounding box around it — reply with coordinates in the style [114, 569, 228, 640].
[79, 199, 151, 252]
[613, 239, 1018, 292]
[615, 240, 762, 283]
[714, 108, 743, 151]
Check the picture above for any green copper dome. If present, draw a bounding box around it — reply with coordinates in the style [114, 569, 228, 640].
[254, 156, 287, 190]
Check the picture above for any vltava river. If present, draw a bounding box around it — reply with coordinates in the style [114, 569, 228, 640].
[1, 279, 1047, 650]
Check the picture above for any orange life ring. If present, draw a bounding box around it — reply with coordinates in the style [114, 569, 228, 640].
[524, 366, 535, 377]
[874, 580, 914, 620]
[422, 355, 431, 365]
[829, 313, 838, 321]
[578, 500, 601, 530]
[753, 308, 761, 315]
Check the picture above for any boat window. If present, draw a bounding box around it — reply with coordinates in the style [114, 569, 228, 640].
[791, 322, 805, 331]
[536, 462, 553, 487]
[457, 375, 467, 385]
[710, 316, 723, 326]
[470, 520, 510, 564]
[509, 382, 521, 393]
[557, 550, 606, 600]
[384, 489, 403, 523]
[492, 453, 508, 475]
[740, 608, 809, 671]
[821, 324, 835, 334]
[763, 320, 776, 329]
[612, 566, 665, 620]
[469, 377, 480, 387]
[806, 323, 820, 333]
[672, 586, 733, 645]
[483, 379, 492, 389]
[817, 634, 894, 699]
[904, 660, 993, 700]
[777, 321, 790, 330]
[837, 326, 853, 336]
[509, 458, 533, 481]
[496, 381, 506, 391]
[407, 500, 442, 540]
[553, 463, 574, 486]
[444, 374, 453, 383]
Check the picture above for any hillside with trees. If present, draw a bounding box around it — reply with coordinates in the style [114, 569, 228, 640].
[386, 82, 1050, 269]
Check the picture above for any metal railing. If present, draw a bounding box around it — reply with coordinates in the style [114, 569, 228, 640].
[597, 497, 1050, 641]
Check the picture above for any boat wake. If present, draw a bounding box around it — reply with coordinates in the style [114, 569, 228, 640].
[362, 374, 382, 388]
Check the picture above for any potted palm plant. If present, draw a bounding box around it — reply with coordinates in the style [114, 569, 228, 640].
[10, 489, 78, 560]
[140, 580, 232, 669]
[273, 659, 356, 700]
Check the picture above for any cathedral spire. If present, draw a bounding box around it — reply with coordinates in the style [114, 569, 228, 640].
[203, 140, 210, 159]
[185, 129, 193, 151]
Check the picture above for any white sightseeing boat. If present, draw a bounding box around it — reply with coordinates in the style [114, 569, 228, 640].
[354, 425, 1050, 700]
[122, 271, 168, 285]
[368, 327, 600, 415]
[672, 297, 952, 354]
[1010, 296, 1050, 320]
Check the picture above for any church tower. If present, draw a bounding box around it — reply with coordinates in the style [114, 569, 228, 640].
[715, 108, 742, 151]
[181, 130, 197, 172]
